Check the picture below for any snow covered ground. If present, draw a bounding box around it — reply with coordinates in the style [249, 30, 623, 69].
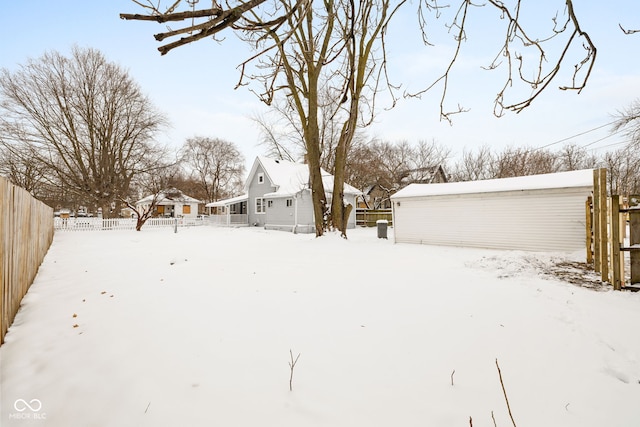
[1, 226, 639, 427]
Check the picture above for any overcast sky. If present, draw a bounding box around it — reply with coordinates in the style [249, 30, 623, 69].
[2, 1, 639, 172]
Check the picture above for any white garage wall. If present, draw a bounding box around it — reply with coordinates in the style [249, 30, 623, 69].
[392, 187, 592, 252]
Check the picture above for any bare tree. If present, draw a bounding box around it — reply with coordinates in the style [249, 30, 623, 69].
[253, 112, 298, 163]
[254, 89, 369, 174]
[0, 46, 168, 217]
[121, 161, 182, 230]
[121, 0, 597, 234]
[450, 143, 599, 183]
[0, 141, 49, 196]
[612, 98, 640, 148]
[235, 1, 404, 236]
[603, 147, 640, 196]
[180, 136, 245, 203]
[345, 140, 383, 191]
[556, 144, 599, 171]
[346, 139, 450, 194]
[450, 145, 496, 182]
[415, 140, 451, 167]
[492, 146, 560, 178]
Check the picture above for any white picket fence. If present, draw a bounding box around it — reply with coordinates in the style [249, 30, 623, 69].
[209, 214, 248, 226]
[54, 217, 205, 231]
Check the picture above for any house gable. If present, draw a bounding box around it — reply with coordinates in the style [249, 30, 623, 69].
[241, 156, 362, 232]
[246, 159, 277, 227]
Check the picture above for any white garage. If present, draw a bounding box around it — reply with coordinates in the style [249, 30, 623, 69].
[390, 169, 594, 252]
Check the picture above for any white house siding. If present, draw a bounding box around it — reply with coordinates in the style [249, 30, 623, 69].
[392, 187, 592, 252]
[178, 202, 199, 218]
[344, 194, 358, 229]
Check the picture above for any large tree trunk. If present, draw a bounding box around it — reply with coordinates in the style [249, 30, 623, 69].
[100, 203, 112, 219]
[331, 100, 359, 237]
[304, 55, 328, 237]
[331, 143, 348, 236]
[305, 122, 328, 237]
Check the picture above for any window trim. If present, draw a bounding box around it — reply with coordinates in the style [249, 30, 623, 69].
[258, 173, 264, 184]
[255, 197, 265, 214]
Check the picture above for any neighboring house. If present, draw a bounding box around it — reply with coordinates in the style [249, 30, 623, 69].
[208, 156, 362, 233]
[357, 184, 394, 209]
[136, 188, 202, 218]
[391, 169, 594, 252]
[399, 165, 448, 186]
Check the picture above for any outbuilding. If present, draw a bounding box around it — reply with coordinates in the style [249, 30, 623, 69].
[391, 169, 594, 252]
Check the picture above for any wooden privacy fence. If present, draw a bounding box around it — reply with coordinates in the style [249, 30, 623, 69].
[588, 168, 640, 291]
[356, 209, 393, 227]
[1, 176, 54, 345]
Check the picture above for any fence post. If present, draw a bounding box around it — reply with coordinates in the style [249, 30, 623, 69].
[629, 196, 640, 285]
[597, 169, 608, 282]
[610, 195, 622, 290]
[585, 196, 593, 265]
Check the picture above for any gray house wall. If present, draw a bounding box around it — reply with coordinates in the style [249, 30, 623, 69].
[263, 191, 358, 233]
[296, 191, 316, 228]
[247, 164, 276, 227]
[265, 197, 295, 229]
[265, 190, 316, 233]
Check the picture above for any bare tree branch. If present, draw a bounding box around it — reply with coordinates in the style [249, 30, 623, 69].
[121, 7, 223, 23]
[406, 0, 597, 120]
[496, 358, 518, 427]
[619, 23, 640, 35]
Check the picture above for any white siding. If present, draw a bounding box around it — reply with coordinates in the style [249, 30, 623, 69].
[393, 187, 592, 252]
[345, 194, 358, 229]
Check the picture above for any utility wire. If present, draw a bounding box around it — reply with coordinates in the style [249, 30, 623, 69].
[531, 120, 618, 151]
[582, 128, 624, 148]
[588, 140, 628, 151]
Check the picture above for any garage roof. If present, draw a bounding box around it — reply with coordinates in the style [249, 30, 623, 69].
[391, 169, 594, 199]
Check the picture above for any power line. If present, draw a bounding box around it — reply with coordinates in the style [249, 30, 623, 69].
[582, 128, 624, 148]
[588, 140, 628, 152]
[532, 119, 618, 151]
[587, 130, 631, 152]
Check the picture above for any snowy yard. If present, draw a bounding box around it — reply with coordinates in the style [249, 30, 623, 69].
[1, 226, 639, 426]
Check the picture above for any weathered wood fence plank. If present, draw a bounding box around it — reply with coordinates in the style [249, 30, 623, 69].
[1, 177, 54, 345]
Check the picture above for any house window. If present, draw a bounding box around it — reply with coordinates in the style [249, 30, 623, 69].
[267, 200, 273, 208]
[258, 173, 264, 184]
[286, 199, 293, 207]
[183, 205, 191, 214]
[256, 197, 265, 214]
